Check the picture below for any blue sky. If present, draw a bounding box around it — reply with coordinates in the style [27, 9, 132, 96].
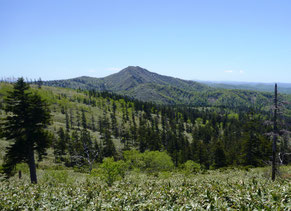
[0, 0, 290, 82]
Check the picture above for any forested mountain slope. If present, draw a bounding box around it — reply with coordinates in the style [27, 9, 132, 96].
[43, 67, 291, 113]
[1, 82, 290, 169]
[44, 66, 207, 104]
[45, 66, 207, 92]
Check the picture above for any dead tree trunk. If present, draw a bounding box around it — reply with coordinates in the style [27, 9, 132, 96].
[272, 83, 278, 181]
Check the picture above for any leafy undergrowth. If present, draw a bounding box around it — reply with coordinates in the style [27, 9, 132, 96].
[0, 167, 290, 210]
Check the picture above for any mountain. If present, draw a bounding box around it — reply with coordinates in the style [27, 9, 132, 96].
[46, 66, 207, 92]
[44, 66, 210, 104]
[200, 81, 291, 94]
[104, 66, 207, 92]
[44, 66, 291, 111]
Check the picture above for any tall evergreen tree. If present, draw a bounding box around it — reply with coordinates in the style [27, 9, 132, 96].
[0, 78, 51, 183]
[102, 128, 116, 158]
[65, 111, 70, 132]
[81, 109, 87, 129]
[54, 127, 67, 162]
[212, 140, 227, 168]
[240, 113, 270, 167]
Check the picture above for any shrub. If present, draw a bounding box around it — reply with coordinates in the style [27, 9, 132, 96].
[98, 157, 127, 186]
[124, 150, 174, 172]
[90, 168, 101, 177]
[182, 160, 201, 175]
[143, 151, 174, 172]
[123, 149, 146, 169]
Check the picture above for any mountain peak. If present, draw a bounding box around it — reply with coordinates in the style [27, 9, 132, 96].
[119, 66, 150, 75]
[103, 66, 154, 90]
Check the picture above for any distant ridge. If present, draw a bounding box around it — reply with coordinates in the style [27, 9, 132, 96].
[44, 66, 291, 109]
[200, 81, 291, 94]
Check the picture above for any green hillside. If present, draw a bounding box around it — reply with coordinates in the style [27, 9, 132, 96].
[44, 66, 209, 104]
[1, 82, 290, 169]
[43, 67, 291, 115]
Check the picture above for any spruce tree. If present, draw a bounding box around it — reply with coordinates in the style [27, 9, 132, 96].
[102, 128, 116, 158]
[65, 111, 70, 132]
[1, 78, 51, 183]
[212, 140, 226, 168]
[54, 127, 67, 162]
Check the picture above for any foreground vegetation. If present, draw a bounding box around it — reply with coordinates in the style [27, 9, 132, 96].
[0, 165, 290, 210]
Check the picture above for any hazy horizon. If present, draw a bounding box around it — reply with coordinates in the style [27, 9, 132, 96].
[2, 66, 291, 86]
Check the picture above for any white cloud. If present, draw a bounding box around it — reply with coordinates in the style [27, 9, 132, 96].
[224, 70, 245, 74]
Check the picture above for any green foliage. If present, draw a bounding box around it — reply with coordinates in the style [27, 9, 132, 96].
[124, 150, 174, 172]
[102, 128, 116, 158]
[182, 160, 201, 175]
[143, 151, 174, 172]
[96, 157, 127, 186]
[123, 149, 145, 169]
[240, 114, 272, 167]
[212, 141, 227, 169]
